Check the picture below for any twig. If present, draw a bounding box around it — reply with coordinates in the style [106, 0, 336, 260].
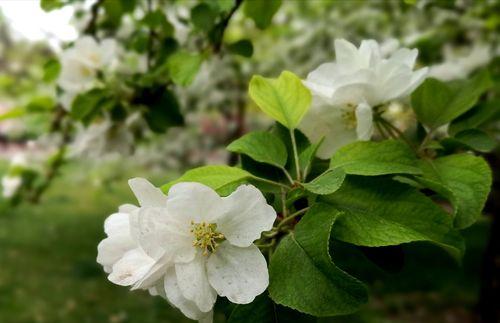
[212, 0, 243, 53]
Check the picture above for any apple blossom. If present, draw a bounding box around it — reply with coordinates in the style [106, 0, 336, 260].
[97, 179, 276, 322]
[57, 36, 117, 109]
[300, 39, 428, 158]
[1, 175, 22, 198]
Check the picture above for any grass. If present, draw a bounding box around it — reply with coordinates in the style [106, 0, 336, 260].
[0, 162, 191, 323]
[0, 161, 492, 323]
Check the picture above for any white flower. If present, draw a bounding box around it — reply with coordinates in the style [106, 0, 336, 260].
[428, 44, 492, 81]
[10, 152, 28, 168]
[300, 39, 428, 158]
[97, 179, 276, 322]
[2, 175, 22, 198]
[58, 36, 117, 95]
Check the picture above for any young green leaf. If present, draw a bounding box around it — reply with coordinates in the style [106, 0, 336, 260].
[42, 58, 61, 83]
[418, 154, 492, 229]
[71, 89, 108, 120]
[227, 131, 288, 168]
[411, 71, 492, 128]
[243, 0, 282, 29]
[161, 165, 253, 195]
[442, 129, 496, 153]
[299, 138, 323, 178]
[302, 168, 345, 195]
[249, 71, 311, 130]
[269, 204, 368, 316]
[448, 99, 500, 135]
[227, 39, 254, 58]
[322, 176, 464, 260]
[330, 140, 421, 176]
[191, 3, 218, 30]
[167, 51, 203, 86]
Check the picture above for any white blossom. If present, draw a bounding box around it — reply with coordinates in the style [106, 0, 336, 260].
[1, 175, 22, 198]
[428, 44, 492, 81]
[97, 179, 276, 322]
[300, 39, 428, 158]
[57, 36, 117, 109]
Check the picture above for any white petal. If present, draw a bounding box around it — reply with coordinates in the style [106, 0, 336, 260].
[401, 67, 428, 97]
[359, 39, 381, 67]
[99, 38, 118, 66]
[207, 243, 268, 304]
[164, 267, 213, 321]
[166, 182, 224, 223]
[104, 212, 130, 236]
[304, 62, 338, 98]
[175, 253, 217, 312]
[97, 234, 135, 272]
[132, 255, 170, 290]
[355, 102, 374, 141]
[389, 48, 418, 68]
[128, 178, 168, 208]
[334, 39, 360, 69]
[137, 207, 194, 262]
[119, 203, 138, 214]
[108, 248, 155, 286]
[299, 98, 357, 159]
[217, 185, 276, 247]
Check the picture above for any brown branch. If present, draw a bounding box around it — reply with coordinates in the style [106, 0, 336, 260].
[212, 0, 243, 53]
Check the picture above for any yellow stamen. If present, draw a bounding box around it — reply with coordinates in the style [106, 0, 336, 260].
[190, 221, 225, 256]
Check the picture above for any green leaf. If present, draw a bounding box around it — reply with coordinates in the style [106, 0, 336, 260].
[449, 100, 500, 135]
[143, 89, 184, 133]
[418, 154, 492, 229]
[322, 176, 464, 260]
[71, 89, 107, 120]
[227, 131, 288, 168]
[303, 168, 345, 195]
[299, 138, 323, 178]
[249, 71, 311, 129]
[167, 51, 203, 86]
[330, 140, 421, 176]
[444, 129, 497, 153]
[161, 165, 253, 195]
[40, 0, 64, 11]
[42, 59, 61, 83]
[142, 10, 173, 36]
[25, 96, 55, 112]
[227, 39, 254, 57]
[269, 204, 368, 316]
[191, 3, 218, 30]
[228, 293, 314, 323]
[411, 71, 493, 128]
[0, 107, 26, 121]
[243, 0, 282, 29]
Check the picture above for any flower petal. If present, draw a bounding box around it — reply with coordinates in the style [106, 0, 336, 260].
[97, 234, 135, 273]
[108, 248, 155, 286]
[355, 102, 374, 141]
[164, 267, 213, 321]
[132, 254, 171, 290]
[207, 242, 268, 304]
[104, 212, 130, 236]
[175, 253, 217, 313]
[128, 178, 168, 208]
[166, 182, 224, 223]
[217, 185, 276, 247]
[299, 98, 358, 159]
[137, 207, 194, 262]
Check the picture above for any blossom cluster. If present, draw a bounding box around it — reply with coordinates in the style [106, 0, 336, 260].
[97, 179, 276, 322]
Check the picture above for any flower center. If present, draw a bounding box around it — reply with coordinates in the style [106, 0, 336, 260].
[190, 221, 225, 256]
[341, 104, 357, 130]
